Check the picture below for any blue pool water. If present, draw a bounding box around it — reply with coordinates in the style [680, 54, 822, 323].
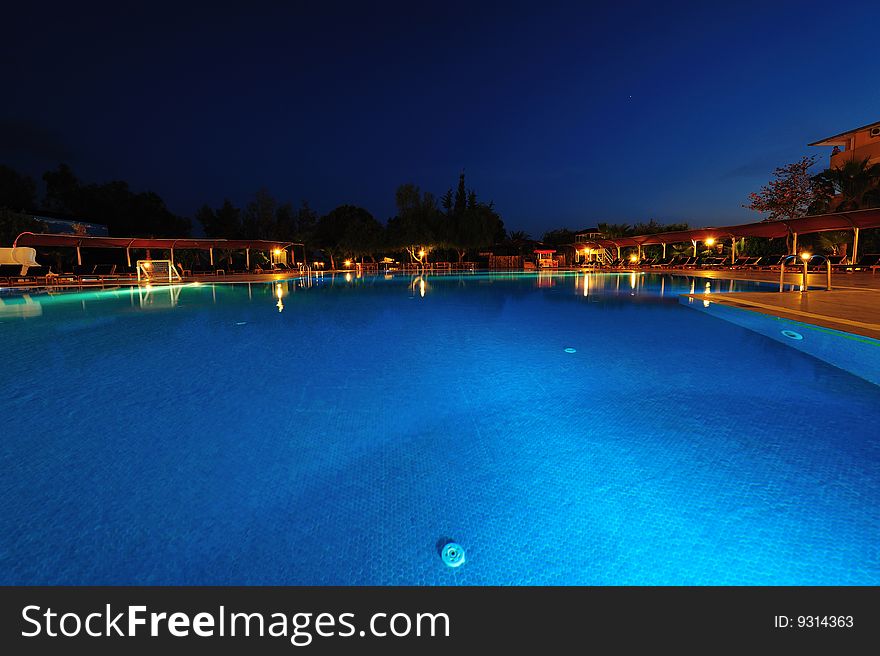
[1, 272, 878, 585]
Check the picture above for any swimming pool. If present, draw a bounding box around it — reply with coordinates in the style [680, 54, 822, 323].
[1, 272, 878, 585]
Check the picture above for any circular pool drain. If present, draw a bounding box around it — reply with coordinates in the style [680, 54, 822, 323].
[564, 347, 577, 354]
[781, 329, 803, 341]
[441, 542, 466, 568]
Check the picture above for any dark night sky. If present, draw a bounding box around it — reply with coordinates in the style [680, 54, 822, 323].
[2, 1, 878, 236]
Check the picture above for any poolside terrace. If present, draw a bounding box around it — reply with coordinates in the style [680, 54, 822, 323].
[609, 265, 880, 340]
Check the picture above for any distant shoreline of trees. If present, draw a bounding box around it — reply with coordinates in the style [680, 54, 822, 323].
[0, 163, 616, 264]
[6, 154, 875, 266]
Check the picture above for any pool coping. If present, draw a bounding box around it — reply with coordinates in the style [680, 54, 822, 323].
[682, 292, 880, 341]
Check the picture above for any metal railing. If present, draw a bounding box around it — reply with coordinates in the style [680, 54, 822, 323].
[779, 255, 833, 292]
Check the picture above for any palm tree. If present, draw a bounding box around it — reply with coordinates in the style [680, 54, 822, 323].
[507, 230, 532, 257]
[812, 158, 880, 211]
[597, 223, 632, 238]
[816, 230, 850, 259]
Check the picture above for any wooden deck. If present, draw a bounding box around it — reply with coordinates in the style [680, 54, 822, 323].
[0, 271, 307, 290]
[666, 268, 880, 340]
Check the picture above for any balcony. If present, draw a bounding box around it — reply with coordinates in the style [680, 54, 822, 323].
[830, 140, 880, 169]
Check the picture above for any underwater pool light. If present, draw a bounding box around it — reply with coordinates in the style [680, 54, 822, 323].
[441, 542, 466, 568]
[564, 347, 577, 353]
[781, 329, 803, 340]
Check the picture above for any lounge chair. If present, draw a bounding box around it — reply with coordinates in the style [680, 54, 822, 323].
[842, 253, 880, 273]
[6, 265, 50, 286]
[78, 264, 116, 282]
[655, 256, 681, 268]
[757, 255, 785, 269]
[0, 263, 23, 284]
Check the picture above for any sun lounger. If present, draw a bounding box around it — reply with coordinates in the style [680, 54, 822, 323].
[842, 253, 880, 273]
[3, 265, 50, 286]
[757, 255, 785, 269]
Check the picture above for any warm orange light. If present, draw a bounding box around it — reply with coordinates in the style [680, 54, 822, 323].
[273, 248, 282, 256]
[343, 259, 352, 267]
[705, 237, 716, 246]
[800, 252, 811, 261]
[418, 250, 426, 258]
[143, 261, 152, 269]
[629, 254, 638, 263]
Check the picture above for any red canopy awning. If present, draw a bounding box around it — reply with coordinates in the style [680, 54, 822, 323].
[574, 208, 880, 249]
[12, 233, 300, 251]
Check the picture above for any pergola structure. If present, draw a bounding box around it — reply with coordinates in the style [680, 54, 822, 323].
[574, 208, 880, 263]
[12, 233, 306, 269]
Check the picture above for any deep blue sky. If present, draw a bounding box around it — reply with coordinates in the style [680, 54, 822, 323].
[2, 1, 877, 236]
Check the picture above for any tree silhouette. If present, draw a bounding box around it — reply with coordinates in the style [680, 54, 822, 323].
[745, 156, 818, 222]
[0, 165, 37, 211]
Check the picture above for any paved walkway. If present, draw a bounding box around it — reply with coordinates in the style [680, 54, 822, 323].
[660, 268, 880, 340]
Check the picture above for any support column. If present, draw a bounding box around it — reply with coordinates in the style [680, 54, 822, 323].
[730, 237, 736, 264]
[662, 243, 667, 258]
[852, 227, 860, 265]
[209, 248, 214, 265]
[246, 248, 250, 270]
[691, 239, 697, 257]
[616, 246, 621, 261]
[126, 247, 131, 267]
[791, 232, 798, 255]
[637, 245, 642, 261]
[76, 246, 82, 266]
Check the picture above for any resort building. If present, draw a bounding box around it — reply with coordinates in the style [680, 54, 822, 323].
[810, 119, 880, 168]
